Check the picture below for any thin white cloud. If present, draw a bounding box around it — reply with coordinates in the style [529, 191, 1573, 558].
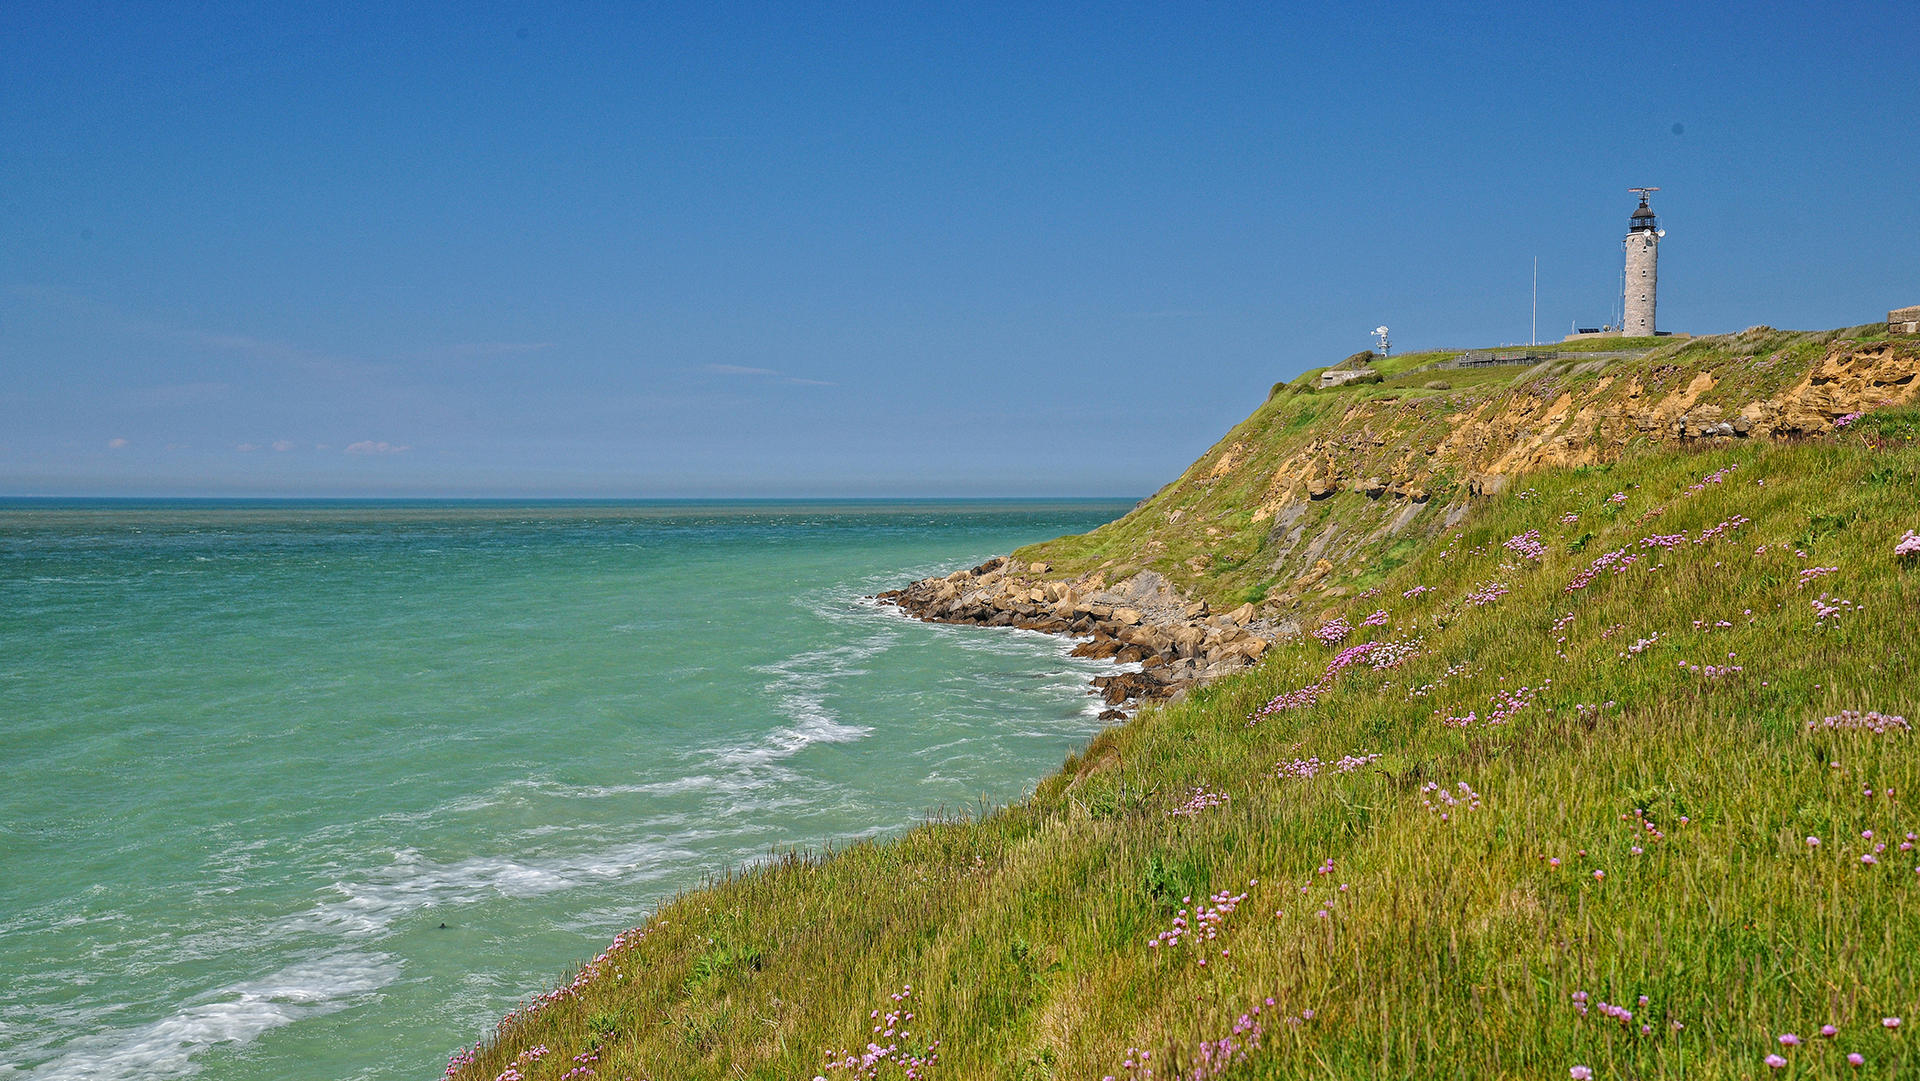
[236, 442, 262, 452]
[701, 363, 836, 386]
[271, 439, 295, 452]
[344, 440, 412, 455]
[107, 437, 129, 449]
[14, 284, 384, 382]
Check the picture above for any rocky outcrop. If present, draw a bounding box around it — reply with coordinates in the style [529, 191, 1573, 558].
[876, 563, 1280, 713]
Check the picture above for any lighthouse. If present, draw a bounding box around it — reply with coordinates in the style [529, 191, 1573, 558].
[1622, 187, 1663, 337]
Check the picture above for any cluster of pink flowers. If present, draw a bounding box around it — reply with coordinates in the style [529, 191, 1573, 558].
[1313, 617, 1353, 645]
[1148, 886, 1249, 962]
[1694, 514, 1750, 544]
[1686, 462, 1740, 492]
[1106, 999, 1312, 1081]
[1419, 780, 1482, 819]
[1587, 996, 1638, 1026]
[1608, 491, 1629, 504]
[1640, 532, 1687, 551]
[1367, 635, 1423, 670]
[1621, 806, 1676, 848]
[1571, 991, 1676, 1040]
[1171, 785, 1231, 817]
[1402, 584, 1434, 598]
[1443, 682, 1542, 728]
[560, 1047, 600, 1081]
[1485, 681, 1543, 725]
[1277, 752, 1380, 780]
[1619, 632, 1660, 658]
[1759, 1019, 1894, 1070]
[1253, 641, 1377, 718]
[493, 1046, 550, 1081]
[1567, 547, 1639, 592]
[1405, 661, 1473, 699]
[444, 1049, 478, 1080]
[1832, 411, 1863, 428]
[1463, 580, 1510, 606]
[1680, 657, 1744, 679]
[1797, 565, 1839, 588]
[1559, 511, 1580, 525]
[820, 985, 938, 1080]
[1503, 529, 1548, 561]
[1810, 710, 1911, 733]
[1897, 529, 1920, 558]
[1810, 592, 1856, 625]
[1360, 608, 1390, 627]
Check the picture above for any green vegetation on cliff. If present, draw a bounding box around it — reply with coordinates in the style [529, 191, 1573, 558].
[1017, 326, 1907, 620]
[450, 331, 1920, 1081]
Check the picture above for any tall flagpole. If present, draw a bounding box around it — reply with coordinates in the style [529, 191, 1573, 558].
[1531, 257, 1538, 346]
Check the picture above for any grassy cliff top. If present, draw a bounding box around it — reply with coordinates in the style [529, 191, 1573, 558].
[448, 357, 1920, 1079]
[1016, 324, 1907, 621]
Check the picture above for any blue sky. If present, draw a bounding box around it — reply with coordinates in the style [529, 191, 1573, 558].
[4, 2, 1916, 496]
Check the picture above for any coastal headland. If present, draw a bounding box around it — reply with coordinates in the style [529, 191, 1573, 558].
[449, 324, 1920, 1080]
[884, 327, 1920, 712]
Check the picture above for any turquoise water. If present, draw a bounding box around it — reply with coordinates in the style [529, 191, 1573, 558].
[0, 499, 1133, 1081]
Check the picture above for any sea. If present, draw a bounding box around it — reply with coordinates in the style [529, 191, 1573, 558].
[0, 498, 1135, 1081]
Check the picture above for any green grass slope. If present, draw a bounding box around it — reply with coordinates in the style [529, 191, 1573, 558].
[448, 405, 1920, 1081]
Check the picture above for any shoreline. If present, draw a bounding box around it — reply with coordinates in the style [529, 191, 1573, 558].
[877, 558, 1287, 713]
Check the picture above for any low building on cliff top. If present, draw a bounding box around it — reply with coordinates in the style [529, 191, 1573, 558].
[1891, 306, 1920, 337]
[1318, 349, 1380, 388]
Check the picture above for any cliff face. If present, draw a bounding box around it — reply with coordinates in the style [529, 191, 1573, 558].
[1019, 327, 1919, 615]
[881, 327, 1918, 710]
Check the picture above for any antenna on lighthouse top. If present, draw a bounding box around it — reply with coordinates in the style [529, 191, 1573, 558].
[1626, 187, 1661, 235]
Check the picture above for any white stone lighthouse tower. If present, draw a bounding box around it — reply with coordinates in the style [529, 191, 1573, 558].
[1622, 187, 1663, 337]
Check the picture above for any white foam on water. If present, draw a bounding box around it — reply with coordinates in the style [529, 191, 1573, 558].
[275, 835, 698, 942]
[710, 714, 873, 768]
[706, 625, 898, 769]
[14, 951, 396, 1081]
